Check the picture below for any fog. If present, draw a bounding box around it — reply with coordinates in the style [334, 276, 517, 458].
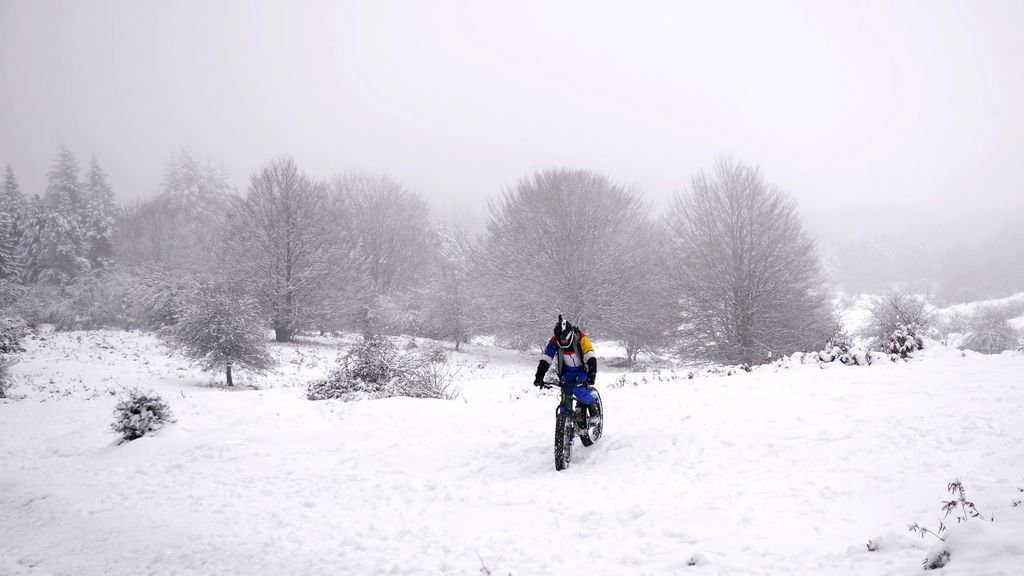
[2, 0, 1022, 300]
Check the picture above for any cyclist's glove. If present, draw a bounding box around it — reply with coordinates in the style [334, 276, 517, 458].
[534, 359, 551, 386]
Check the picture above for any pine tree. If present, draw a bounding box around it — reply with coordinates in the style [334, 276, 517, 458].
[160, 149, 231, 268]
[1, 165, 26, 241]
[0, 166, 26, 280]
[0, 211, 17, 281]
[81, 156, 118, 270]
[17, 195, 46, 283]
[37, 146, 89, 285]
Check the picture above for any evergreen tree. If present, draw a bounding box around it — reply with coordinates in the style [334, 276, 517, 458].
[0, 166, 24, 280]
[17, 195, 46, 283]
[81, 156, 118, 270]
[1, 165, 26, 241]
[0, 211, 17, 280]
[160, 149, 231, 267]
[37, 146, 89, 285]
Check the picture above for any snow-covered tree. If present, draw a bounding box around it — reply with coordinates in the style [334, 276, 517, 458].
[421, 225, 474, 350]
[35, 147, 89, 285]
[158, 149, 232, 269]
[0, 165, 26, 229]
[223, 157, 343, 342]
[477, 168, 657, 347]
[117, 198, 182, 269]
[666, 158, 832, 365]
[0, 166, 26, 279]
[163, 286, 273, 386]
[331, 172, 436, 336]
[962, 304, 1021, 354]
[17, 195, 47, 283]
[81, 157, 119, 270]
[0, 209, 17, 281]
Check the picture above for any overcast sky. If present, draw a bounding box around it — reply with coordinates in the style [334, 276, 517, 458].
[2, 0, 1022, 244]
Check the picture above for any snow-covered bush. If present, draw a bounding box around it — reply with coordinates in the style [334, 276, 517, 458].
[813, 325, 873, 365]
[864, 290, 931, 352]
[816, 333, 873, 365]
[111, 388, 173, 442]
[307, 336, 459, 401]
[886, 323, 925, 359]
[0, 356, 14, 398]
[0, 316, 27, 354]
[344, 335, 400, 384]
[961, 304, 1022, 354]
[162, 287, 274, 386]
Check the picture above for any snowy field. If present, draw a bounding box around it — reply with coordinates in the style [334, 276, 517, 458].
[2, 330, 1023, 576]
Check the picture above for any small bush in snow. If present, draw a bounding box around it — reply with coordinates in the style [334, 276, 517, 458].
[816, 330, 873, 366]
[0, 316, 27, 354]
[886, 323, 924, 359]
[112, 389, 173, 442]
[961, 304, 1021, 354]
[307, 336, 459, 401]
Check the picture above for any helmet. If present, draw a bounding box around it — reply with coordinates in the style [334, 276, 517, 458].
[554, 315, 575, 349]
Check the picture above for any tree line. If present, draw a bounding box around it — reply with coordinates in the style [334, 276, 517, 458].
[0, 148, 833, 366]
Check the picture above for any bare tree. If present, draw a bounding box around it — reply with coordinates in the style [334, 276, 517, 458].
[666, 158, 832, 365]
[477, 169, 657, 349]
[222, 157, 342, 342]
[117, 199, 181, 269]
[421, 224, 475, 350]
[962, 303, 1021, 354]
[331, 172, 436, 336]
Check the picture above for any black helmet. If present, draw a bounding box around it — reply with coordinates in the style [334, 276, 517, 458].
[554, 314, 575, 349]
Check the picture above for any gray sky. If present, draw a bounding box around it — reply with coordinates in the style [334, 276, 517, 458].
[2, 0, 1022, 251]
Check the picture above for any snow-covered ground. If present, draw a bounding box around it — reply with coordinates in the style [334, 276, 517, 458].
[2, 330, 1023, 575]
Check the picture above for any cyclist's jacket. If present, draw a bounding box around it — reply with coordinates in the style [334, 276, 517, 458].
[541, 329, 596, 376]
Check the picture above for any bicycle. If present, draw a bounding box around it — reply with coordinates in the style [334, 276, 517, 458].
[538, 379, 604, 471]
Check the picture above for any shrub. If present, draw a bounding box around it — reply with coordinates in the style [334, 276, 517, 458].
[0, 356, 14, 398]
[112, 389, 173, 442]
[0, 316, 27, 354]
[864, 290, 931, 352]
[307, 336, 459, 401]
[816, 325, 873, 365]
[886, 323, 924, 359]
[961, 304, 1022, 354]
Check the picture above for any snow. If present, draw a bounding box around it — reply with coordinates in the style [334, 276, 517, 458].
[2, 330, 1023, 575]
